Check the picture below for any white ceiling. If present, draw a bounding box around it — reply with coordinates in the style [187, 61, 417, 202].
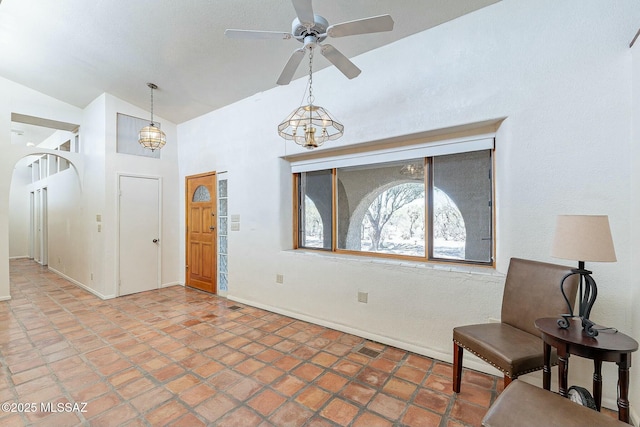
[0, 0, 500, 124]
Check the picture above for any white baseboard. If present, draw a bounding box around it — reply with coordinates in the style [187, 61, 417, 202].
[47, 267, 113, 300]
[227, 295, 500, 376]
[0, 295, 11, 301]
[161, 281, 183, 289]
[9, 256, 29, 260]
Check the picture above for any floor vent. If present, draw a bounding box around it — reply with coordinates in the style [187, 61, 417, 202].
[357, 347, 381, 358]
[228, 305, 243, 311]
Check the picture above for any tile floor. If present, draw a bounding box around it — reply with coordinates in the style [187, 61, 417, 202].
[0, 259, 505, 426]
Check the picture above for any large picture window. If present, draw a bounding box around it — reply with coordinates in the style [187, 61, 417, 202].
[294, 146, 493, 265]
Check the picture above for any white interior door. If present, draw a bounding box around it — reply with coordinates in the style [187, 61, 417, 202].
[41, 187, 48, 266]
[119, 175, 160, 296]
[34, 189, 41, 263]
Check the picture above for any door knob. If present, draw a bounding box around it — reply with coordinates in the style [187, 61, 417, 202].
[209, 226, 215, 231]
[153, 239, 159, 243]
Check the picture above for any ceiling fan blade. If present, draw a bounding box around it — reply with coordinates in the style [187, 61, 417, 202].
[292, 0, 315, 27]
[320, 44, 361, 79]
[277, 48, 306, 85]
[225, 29, 293, 40]
[327, 14, 394, 38]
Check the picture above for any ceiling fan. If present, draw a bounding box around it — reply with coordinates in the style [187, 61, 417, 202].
[224, 0, 394, 85]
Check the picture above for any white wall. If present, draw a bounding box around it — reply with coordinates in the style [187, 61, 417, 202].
[0, 76, 83, 300]
[178, 0, 640, 414]
[8, 166, 30, 258]
[630, 28, 640, 423]
[2, 84, 180, 300]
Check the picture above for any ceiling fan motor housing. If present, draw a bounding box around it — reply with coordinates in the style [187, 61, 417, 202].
[292, 15, 328, 43]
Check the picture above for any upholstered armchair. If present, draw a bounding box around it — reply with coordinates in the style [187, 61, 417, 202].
[453, 258, 579, 391]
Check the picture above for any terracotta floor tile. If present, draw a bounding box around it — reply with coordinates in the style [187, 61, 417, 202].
[248, 389, 287, 416]
[413, 388, 450, 414]
[340, 382, 376, 406]
[383, 377, 417, 400]
[333, 360, 363, 377]
[168, 413, 206, 427]
[395, 365, 427, 384]
[193, 359, 225, 378]
[454, 382, 493, 407]
[89, 404, 139, 427]
[462, 369, 495, 390]
[356, 366, 389, 387]
[145, 400, 189, 425]
[311, 352, 339, 368]
[178, 383, 215, 407]
[320, 397, 359, 426]
[295, 385, 331, 411]
[269, 401, 314, 427]
[1, 260, 508, 427]
[449, 399, 486, 427]
[292, 363, 324, 382]
[234, 358, 266, 375]
[402, 405, 442, 427]
[273, 355, 302, 371]
[194, 393, 237, 423]
[253, 365, 285, 385]
[226, 377, 263, 401]
[369, 357, 397, 373]
[272, 374, 306, 397]
[352, 411, 393, 427]
[315, 372, 349, 393]
[368, 393, 406, 421]
[116, 377, 155, 400]
[216, 406, 263, 427]
[166, 374, 201, 394]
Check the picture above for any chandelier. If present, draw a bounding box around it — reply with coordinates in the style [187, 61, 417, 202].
[138, 83, 166, 151]
[278, 48, 343, 149]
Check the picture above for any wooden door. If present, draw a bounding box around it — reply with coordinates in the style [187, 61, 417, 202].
[119, 175, 160, 296]
[186, 172, 217, 293]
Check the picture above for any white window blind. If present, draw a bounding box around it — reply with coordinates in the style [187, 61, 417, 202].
[290, 135, 494, 173]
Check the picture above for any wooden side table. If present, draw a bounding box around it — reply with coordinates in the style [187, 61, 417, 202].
[535, 317, 638, 424]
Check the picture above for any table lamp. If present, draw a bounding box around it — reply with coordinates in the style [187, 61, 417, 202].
[551, 215, 616, 337]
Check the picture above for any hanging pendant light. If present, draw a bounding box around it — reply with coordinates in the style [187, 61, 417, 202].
[278, 48, 343, 150]
[138, 83, 166, 151]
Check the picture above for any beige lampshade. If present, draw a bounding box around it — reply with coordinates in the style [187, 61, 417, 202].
[551, 215, 616, 262]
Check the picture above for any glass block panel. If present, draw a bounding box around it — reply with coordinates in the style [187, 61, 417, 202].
[220, 217, 228, 232]
[218, 179, 228, 198]
[219, 198, 228, 216]
[192, 185, 211, 202]
[219, 236, 228, 254]
[219, 273, 228, 291]
[220, 254, 228, 272]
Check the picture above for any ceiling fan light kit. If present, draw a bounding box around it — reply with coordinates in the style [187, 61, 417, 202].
[225, 0, 393, 149]
[138, 83, 166, 151]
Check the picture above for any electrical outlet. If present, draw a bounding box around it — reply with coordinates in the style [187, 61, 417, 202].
[358, 291, 368, 303]
[276, 274, 284, 284]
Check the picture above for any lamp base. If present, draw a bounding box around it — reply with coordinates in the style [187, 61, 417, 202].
[557, 315, 598, 337]
[557, 266, 599, 338]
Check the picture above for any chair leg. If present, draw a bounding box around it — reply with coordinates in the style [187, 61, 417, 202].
[503, 375, 513, 389]
[453, 342, 463, 393]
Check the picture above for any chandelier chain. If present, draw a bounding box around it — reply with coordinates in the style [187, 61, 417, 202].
[149, 85, 155, 125]
[307, 48, 314, 105]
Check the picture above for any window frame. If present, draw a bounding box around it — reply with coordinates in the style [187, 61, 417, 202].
[293, 148, 495, 267]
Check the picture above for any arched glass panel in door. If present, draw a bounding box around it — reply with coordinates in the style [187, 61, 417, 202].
[192, 185, 211, 202]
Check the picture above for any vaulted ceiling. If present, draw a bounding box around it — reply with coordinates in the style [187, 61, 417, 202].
[0, 0, 500, 124]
